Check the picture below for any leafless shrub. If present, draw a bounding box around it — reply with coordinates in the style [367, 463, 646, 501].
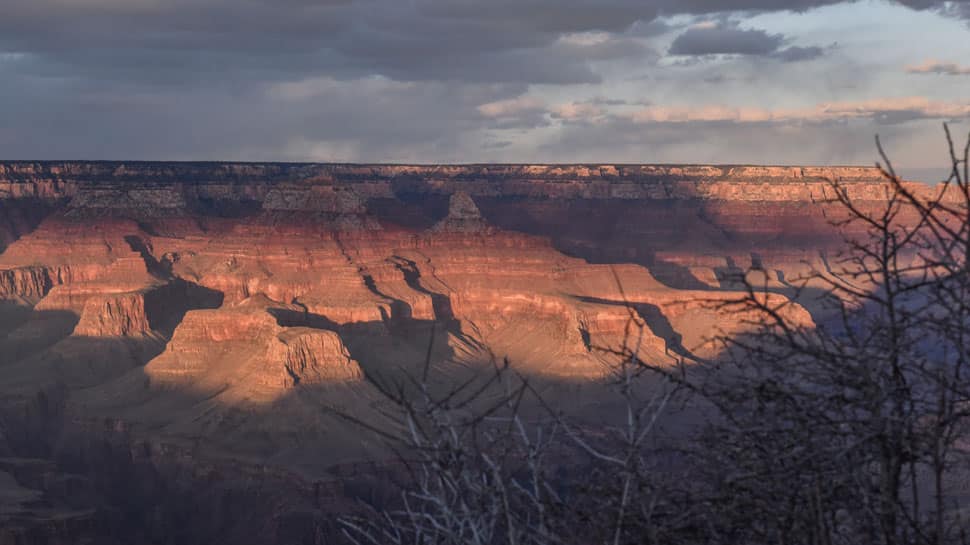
[634, 124, 970, 545]
[339, 125, 970, 545]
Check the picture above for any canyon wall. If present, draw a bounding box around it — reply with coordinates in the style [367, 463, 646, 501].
[0, 161, 923, 271]
[0, 161, 923, 543]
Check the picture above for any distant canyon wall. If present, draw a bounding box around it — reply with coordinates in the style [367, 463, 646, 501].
[0, 161, 924, 269]
[0, 162, 900, 204]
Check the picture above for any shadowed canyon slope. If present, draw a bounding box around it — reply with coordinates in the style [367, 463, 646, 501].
[0, 162, 929, 543]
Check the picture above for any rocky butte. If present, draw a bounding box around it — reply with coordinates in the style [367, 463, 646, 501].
[0, 161, 932, 543]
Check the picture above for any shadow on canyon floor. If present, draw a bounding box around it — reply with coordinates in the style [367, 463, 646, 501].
[572, 295, 700, 363]
[0, 308, 81, 363]
[0, 297, 724, 545]
[0, 199, 60, 257]
[0, 324, 389, 544]
[0, 315, 513, 545]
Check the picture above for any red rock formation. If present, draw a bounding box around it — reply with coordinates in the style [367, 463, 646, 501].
[0, 160, 926, 544]
[0, 161, 894, 391]
[146, 295, 361, 403]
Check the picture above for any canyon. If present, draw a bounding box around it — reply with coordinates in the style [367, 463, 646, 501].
[0, 162, 930, 543]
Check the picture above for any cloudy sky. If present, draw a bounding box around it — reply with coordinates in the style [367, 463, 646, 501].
[1, 0, 969, 175]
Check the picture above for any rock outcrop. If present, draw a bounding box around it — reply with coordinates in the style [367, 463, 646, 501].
[0, 267, 54, 300]
[146, 295, 362, 403]
[432, 191, 489, 233]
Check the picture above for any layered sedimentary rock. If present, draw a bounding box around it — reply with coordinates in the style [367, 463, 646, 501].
[147, 294, 362, 403]
[0, 161, 931, 270]
[0, 161, 920, 543]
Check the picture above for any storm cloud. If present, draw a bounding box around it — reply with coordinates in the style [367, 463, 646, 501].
[670, 24, 784, 56]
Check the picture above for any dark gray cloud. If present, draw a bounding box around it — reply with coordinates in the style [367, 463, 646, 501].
[0, 0, 860, 89]
[670, 24, 784, 55]
[0, 0, 960, 90]
[897, 0, 970, 19]
[415, 0, 659, 32]
[877, 0, 970, 29]
[654, 0, 842, 13]
[773, 45, 827, 62]
[0, 0, 662, 88]
[668, 22, 829, 62]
